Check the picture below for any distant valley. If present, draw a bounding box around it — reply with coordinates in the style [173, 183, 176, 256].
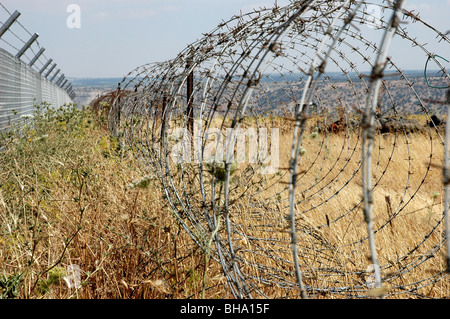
[68, 71, 448, 118]
[68, 78, 122, 107]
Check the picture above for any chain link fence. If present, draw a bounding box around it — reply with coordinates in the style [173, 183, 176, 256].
[0, 3, 74, 131]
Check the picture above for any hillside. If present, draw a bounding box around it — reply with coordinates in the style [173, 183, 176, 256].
[70, 72, 448, 119]
[69, 78, 122, 107]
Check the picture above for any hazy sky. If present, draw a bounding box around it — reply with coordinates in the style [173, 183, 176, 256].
[0, 0, 448, 78]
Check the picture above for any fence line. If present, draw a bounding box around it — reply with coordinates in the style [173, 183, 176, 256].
[0, 3, 74, 130]
[105, 0, 449, 299]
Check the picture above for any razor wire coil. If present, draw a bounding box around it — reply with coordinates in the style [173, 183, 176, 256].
[106, 0, 450, 299]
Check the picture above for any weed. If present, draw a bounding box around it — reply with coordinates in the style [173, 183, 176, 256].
[0, 272, 23, 299]
[0, 103, 224, 299]
[38, 267, 66, 295]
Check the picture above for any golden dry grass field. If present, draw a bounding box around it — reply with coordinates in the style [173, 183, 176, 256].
[0, 104, 448, 299]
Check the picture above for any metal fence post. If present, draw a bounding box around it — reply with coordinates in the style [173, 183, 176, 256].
[50, 68, 60, 82]
[45, 63, 57, 78]
[444, 88, 450, 273]
[0, 10, 20, 39]
[28, 47, 45, 67]
[186, 60, 194, 145]
[58, 76, 64, 87]
[56, 74, 65, 86]
[61, 79, 68, 89]
[39, 58, 53, 74]
[16, 32, 39, 59]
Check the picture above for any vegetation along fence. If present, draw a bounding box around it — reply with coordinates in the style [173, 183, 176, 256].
[0, 3, 74, 131]
[107, 0, 450, 299]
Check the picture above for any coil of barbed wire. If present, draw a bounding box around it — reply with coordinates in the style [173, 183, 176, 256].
[107, 0, 450, 299]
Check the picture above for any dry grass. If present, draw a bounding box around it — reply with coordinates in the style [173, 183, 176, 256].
[0, 105, 448, 299]
[161, 114, 449, 298]
[243, 117, 449, 298]
[0, 103, 225, 299]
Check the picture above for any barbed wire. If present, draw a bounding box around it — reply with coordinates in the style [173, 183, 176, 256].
[0, 2, 74, 98]
[106, 0, 450, 299]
